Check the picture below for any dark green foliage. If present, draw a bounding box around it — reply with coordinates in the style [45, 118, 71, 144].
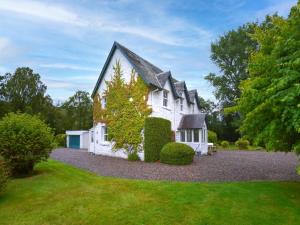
[144, 117, 171, 162]
[127, 152, 140, 161]
[232, 3, 300, 152]
[55, 134, 66, 147]
[208, 130, 218, 144]
[221, 141, 229, 148]
[235, 139, 250, 150]
[0, 155, 9, 192]
[160, 142, 195, 165]
[0, 113, 55, 176]
[62, 91, 93, 130]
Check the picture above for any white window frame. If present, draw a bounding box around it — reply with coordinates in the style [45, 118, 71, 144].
[102, 126, 108, 142]
[193, 129, 199, 142]
[163, 90, 168, 107]
[91, 131, 94, 143]
[186, 129, 192, 142]
[180, 130, 185, 142]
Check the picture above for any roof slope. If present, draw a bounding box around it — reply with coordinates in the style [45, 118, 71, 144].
[178, 114, 206, 129]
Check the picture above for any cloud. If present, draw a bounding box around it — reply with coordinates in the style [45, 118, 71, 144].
[39, 63, 98, 72]
[0, 0, 213, 47]
[0, 37, 20, 61]
[255, 0, 297, 19]
[0, 0, 86, 26]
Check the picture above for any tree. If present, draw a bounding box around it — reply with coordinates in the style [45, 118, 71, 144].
[62, 91, 92, 130]
[1, 67, 47, 113]
[0, 113, 55, 176]
[96, 61, 151, 155]
[232, 2, 300, 152]
[205, 24, 258, 107]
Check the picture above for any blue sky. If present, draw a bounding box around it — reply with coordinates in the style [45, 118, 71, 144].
[0, 0, 297, 103]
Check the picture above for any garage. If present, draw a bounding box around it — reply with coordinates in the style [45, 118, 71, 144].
[66, 130, 89, 149]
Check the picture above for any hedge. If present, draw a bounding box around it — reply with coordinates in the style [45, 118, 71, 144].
[144, 117, 171, 162]
[160, 142, 195, 165]
[235, 138, 250, 149]
[208, 130, 217, 144]
[221, 140, 229, 148]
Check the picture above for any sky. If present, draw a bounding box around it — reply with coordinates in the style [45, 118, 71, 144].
[0, 0, 297, 103]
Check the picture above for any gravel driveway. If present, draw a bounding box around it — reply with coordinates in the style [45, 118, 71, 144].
[51, 148, 300, 182]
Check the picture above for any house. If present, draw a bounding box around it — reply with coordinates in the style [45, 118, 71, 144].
[88, 42, 208, 160]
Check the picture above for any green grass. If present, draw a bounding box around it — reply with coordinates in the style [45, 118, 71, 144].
[0, 160, 299, 225]
[297, 166, 300, 175]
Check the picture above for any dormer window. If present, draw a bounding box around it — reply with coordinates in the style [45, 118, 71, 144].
[192, 104, 194, 113]
[163, 90, 168, 107]
[180, 98, 183, 111]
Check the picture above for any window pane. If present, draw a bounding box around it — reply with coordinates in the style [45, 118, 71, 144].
[194, 129, 199, 142]
[180, 130, 185, 142]
[163, 99, 168, 107]
[187, 129, 192, 142]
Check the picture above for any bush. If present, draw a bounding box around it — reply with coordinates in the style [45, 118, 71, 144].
[208, 130, 217, 144]
[221, 140, 229, 148]
[0, 156, 9, 192]
[0, 113, 55, 176]
[235, 138, 250, 150]
[127, 152, 140, 161]
[160, 142, 195, 165]
[144, 117, 171, 162]
[55, 134, 66, 147]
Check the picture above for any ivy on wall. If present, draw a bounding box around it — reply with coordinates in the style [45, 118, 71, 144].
[93, 61, 151, 154]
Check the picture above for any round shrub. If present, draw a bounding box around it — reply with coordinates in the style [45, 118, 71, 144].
[235, 138, 250, 150]
[0, 156, 9, 193]
[160, 142, 195, 165]
[221, 140, 229, 148]
[127, 152, 140, 161]
[144, 117, 171, 162]
[55, 134, 66, 147]
[208, 130, 217, 144]
[0, 113, 55, 176]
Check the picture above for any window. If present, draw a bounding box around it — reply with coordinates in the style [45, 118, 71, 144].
[101, 97, 106, 108]
[163, 90, 168, 107]
[180, 130, 185, 142]
[180, 98, 183, 111]
[192, 104, 194, 113]
[194, 129, 199, 142]
[103, 126, 108, 142]
[91, 131, 94, 143]
[187, 129, 192, 142]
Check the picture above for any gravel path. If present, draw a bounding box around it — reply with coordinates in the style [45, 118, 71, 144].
[51, 148, 300, 182]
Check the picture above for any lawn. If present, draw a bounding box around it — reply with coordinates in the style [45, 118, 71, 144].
[0, 160, 299, 225]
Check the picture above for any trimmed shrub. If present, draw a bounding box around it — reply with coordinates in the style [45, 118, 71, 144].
[235, 138, 250, 150]
[55, 134, 66, 147]
[0, 156, 9, 192]
[144, 117, 171, 162]
[160, 142, 195, 165]
[127, 152, 140, 161]
[0, 113, 55, 176]
[208, 130, 217, 144]
[221, 140, 229, 148]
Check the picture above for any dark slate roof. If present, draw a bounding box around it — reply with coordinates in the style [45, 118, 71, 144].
[178, 114, 206, 129]
[116, 42, 162, 88]
[174, 81, 191, 103]
[156, 71, 171, 87]
[92, 42, 201, 110]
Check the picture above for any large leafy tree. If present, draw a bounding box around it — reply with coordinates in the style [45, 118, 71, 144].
[233, 2, 300, 152]
[205, 24, 258, 107]
[62, 91, 93, 130]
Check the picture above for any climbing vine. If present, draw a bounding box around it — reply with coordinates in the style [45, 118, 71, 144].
[93, 61, 151, 155]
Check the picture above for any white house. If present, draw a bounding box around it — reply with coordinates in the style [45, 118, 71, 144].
[88, 42, 208, 159]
